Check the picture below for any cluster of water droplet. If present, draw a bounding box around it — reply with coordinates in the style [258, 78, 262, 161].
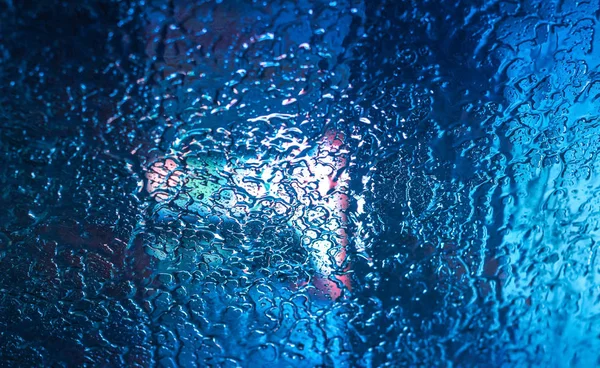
[3, 0, 600, 366]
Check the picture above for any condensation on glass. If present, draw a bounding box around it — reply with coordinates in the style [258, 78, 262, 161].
[0, 0, 599, 367]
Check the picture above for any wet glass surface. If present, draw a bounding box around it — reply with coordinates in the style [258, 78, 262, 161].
[2, 0, 600, 367]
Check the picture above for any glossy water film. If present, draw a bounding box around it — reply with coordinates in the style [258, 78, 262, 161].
[1, 0, 600, 367]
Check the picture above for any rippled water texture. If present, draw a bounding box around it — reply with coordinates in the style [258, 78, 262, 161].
[2, 0, 600, 367]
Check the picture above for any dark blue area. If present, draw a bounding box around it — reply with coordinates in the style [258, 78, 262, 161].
[1, 0, 599, 367]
